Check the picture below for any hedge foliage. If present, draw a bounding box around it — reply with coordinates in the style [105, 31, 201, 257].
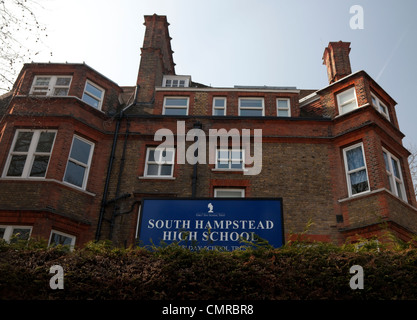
[1, 237, 417, 300]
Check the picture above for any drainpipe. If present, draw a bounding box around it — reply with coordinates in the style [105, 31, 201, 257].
[95, 85, 139, 242]
[191, 121, 202, 198]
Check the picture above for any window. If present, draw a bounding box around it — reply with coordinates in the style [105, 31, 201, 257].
[163, 75, 190, 88]
[239, 98, 264, 116]
[213, 97, 226, 116]
[383, 149, 406, 201]
[214, 188, 245, 198]
[0, 225, 32, 243]
[3, 130, 56, 178]
[215, 149, 244, 170]
[82, 80, 104, 109]
[337, 87, 358, 115]
[49, 230, 76, 250]
[277, 98, 290, 117]
[30, 76, 72, 96]
[144, 147, 175, 177]
[343, 143, 370, 196]
[163, 97, 189, 115]
[371, 93, 390, 120]
[63, 136, 94, 189]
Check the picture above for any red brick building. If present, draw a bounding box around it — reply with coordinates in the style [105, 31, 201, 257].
[0, 14, 416, 248]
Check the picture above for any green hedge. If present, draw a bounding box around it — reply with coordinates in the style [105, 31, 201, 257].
[1, 239, 417, 300]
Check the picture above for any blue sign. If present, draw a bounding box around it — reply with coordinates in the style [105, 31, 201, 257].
[138, 198, 284, 251]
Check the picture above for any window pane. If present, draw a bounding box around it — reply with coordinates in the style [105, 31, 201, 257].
[82, 92, 100, 108]
[215, 190, 244, 198]
[387, 174, 393, 192]
[346, 146, 365, 171]
[277, 100, 289, 109]
[7, 155, 27, 176]
[147, 149, 156, 162]
[146, 164, 159, 176]
[339, 89, 355, 105]
[36, 132, 55, 153]
[14, 132, 33, 152]
[350, 170, 369, 195]
[231, 150, 242, 161]
[341, 100, 357, 114]
[0, 227, 6, 239]
[11, 228, 30, 242]
[240, 109, 263, 116]
[213, 109, 225, 116]
[160, 164, 173, 176]
[30, 155, 50, 177]
[70, 138, 91, 164]
[53, 88, 69, 96]
[50, 232, 73, 246]
[162, 149, 174, 162]
[214, 98, 225, 107]
[240, 99, 263, 108]
[35, 77, 50, 86]
[383, 152, 390, 171]
[164, 108, 187, 115]
[85, 82, 103, 99]
[165, 98, 188, 106]
[231, 162, 243, 169]
[217, 161, 229, 169]
[218, 150, 229, 160]
[396, 181, 404, 199]
[278, 109, 289, 117]
[64, 161, 85, 187]
[391, 158, 401, 179]
[56, 77, 71, 86]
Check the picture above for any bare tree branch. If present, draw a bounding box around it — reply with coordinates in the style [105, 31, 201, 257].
[0, 0, 50, 94]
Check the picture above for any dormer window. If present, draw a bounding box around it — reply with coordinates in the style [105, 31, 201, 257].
[162, 75, 191, 88]
[371, 93, 390, 120]
[82, 80, 104, 110]
[336, 87, 358, 115]
[30, 76, 72, 96]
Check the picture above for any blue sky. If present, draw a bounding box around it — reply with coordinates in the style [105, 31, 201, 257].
[28, 0, 417, 147]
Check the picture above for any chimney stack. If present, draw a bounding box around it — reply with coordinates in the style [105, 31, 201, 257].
[136, 14, 176, 103]
[322, 41, 352, 84]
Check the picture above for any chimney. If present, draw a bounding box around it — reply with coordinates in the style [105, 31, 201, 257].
[322, 41, 352, 84]
[136, 14, 176, 103]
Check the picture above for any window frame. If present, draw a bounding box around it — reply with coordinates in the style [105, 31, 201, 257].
[30, 75, 72, 97]
[214, 188, 245, 198]
[212, 97, 227, 116]
[336, 87, 358, 116]
[277, 98, 291, 117]
[144, 147, 176, 178]
[63, 135, 95, 190]
[162, 75, 190, 88]
[162, 97, 189, 116]
[383, 148, 406, 201]
[82, 80, 105, 110]
[2, 129, 57, 179]
[0, 225, 32, 243]
[215, 148, 245, 171]
[238, 97, 265, 117]
[48, 230, 76, 250]
[371, 93, 390, 120]
[342, 142, 370, 197]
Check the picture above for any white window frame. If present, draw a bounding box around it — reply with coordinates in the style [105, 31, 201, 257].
[30, 75, 72, 96]
[343, 142, 370, 197]
[371, 93, 390, 120]
[277, 98, 291, 117]
[144, 147, 175, 178]
[48, 230, 76, 250]
[82, 80, 105, 110]
[383, 148, 406, 201]
[215, 149, 245, 171]
[214, 188, 245, 198]
[162, 75, 191, 88]
[212, 97, 227, 116]
[238, 98, 265, 117]
[337, 87, 358, 115]
[2, 129, 57, 179]
[162, 97, 189, 116]
[63, 135, 95, 190]
[0, 225, 32, 243]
